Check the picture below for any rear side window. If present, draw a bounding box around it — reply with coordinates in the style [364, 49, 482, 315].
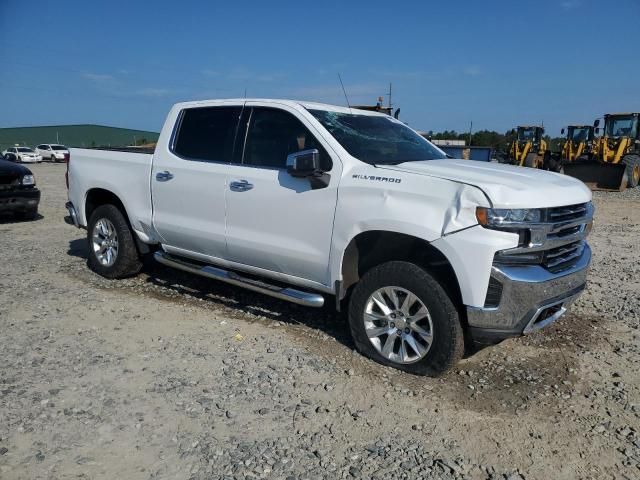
[173, 106, 241, 162]
[242, 107, 332, 170]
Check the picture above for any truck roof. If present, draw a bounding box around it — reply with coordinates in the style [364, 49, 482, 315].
[171, 98, 388, 116]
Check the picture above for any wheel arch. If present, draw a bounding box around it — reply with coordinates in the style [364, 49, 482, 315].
[338, 230, 463, 313]
[84, 188, 152, 254]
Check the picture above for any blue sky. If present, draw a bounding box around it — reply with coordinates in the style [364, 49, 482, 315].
[1, 0, 639, 136]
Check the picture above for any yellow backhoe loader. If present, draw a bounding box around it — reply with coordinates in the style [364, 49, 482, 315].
[563, 113, 640, 190]
[507, 126, 550, 169]
[560, 125, 595, 162]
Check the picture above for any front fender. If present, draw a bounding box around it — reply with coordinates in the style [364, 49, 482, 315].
[330, 169, 491, 287]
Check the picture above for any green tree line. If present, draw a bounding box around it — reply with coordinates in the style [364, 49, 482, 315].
[426, 129, 565, 153]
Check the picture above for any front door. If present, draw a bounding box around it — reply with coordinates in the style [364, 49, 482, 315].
[225, 103, 340, 286]
[151, 104, 243, 259]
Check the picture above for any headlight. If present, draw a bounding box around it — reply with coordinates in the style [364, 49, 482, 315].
[476, 207, 542, 226]
[21, 174, 35, 186]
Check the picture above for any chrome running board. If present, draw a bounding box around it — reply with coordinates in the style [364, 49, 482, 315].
[154, 251, 325, 308]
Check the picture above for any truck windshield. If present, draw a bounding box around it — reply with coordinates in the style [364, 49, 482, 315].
[569, 127, 591, 142]
[517, 128, 536, 142]
[309, 109, 445, 165]
[605, 116, 638, 138]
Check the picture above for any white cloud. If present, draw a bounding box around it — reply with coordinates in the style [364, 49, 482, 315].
[202, 69, 220, 77]
[135, 88, 172, 97]
[561, 0, 581, 10]
[286, 83, 385, 104]
[463, 66, 482, 77]
[82, 72, 115, 82]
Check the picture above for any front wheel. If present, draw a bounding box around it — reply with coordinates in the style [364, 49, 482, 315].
[623, 154, 640, 188]
[87, 204, 142, 279]
[348, 261, 464, 376]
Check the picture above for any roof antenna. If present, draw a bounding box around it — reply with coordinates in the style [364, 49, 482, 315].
[337, 73, 352, 113]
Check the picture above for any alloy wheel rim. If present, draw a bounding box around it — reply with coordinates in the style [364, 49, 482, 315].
[92, 218, 118, 267]
[363, 286, 434, 364]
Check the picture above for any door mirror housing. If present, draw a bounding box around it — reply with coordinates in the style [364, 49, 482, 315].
[595, 127, 601, 134]
[286, 149, 330, 189]
[561, 128, 565, 135]
[287, 149, 321, 177]
[593, 119, 600, 127]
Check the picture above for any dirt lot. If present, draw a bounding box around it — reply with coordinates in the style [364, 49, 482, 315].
[1, 163, 639, 480]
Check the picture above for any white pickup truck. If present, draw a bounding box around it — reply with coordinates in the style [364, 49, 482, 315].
[65, 99, 593, 376]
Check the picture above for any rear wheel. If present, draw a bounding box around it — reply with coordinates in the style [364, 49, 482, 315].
[623, 154, 640, 188]
[348, 261, 464, 376]
[87, 204, 142, 279]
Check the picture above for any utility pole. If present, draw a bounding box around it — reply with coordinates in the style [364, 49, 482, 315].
[56, 131, 59, 143]
[388, 83, 392, 110]
[468, 121, 473, 146]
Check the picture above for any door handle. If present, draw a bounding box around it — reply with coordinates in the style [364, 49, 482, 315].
[229, 180, 254, 192]
[156, 171, 174, 182]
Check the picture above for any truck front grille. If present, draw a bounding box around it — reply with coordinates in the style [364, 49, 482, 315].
[493, 202, 592, 274]
[0, 175, 20, 190]
[543, 241, 585, 273]
[547, 203, 588, 222]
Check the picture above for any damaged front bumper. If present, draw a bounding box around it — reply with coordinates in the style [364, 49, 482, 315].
[466, 243, 591, 344]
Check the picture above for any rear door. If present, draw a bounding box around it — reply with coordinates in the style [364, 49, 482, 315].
[151, 103, 243, 259]
[225, 103, 340, 285]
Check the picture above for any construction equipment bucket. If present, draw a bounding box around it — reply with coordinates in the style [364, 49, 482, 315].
[562, 161, 627, 191]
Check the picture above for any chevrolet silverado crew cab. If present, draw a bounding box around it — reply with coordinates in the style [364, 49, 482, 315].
[64, 99, 593, 376]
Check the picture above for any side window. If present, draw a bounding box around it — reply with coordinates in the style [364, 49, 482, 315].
[173, 106, 241, 162]
[243, 107, 332, 170]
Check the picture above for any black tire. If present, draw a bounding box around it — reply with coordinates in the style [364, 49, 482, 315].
[87, 204, 142, 279]
[623, 154, 640, 188]
[348, 261, 464, 376]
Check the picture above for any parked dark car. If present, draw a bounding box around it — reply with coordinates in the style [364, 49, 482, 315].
[0, 158, 40, 220]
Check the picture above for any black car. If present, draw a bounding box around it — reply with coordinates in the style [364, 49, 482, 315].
[0, 158, 40, 220]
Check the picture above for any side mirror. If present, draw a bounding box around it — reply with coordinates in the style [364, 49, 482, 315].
[594, 119, 600, 127]
[561, 128, 565, 135]
[595, 127, 600, 134]
[286, 149, 321, 178]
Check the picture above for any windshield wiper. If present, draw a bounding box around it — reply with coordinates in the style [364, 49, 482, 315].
[373, 161, 408, 166]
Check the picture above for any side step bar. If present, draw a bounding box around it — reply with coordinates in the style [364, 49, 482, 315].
[153, 251, 325, 308]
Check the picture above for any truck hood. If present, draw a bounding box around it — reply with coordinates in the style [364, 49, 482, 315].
[380, 159, 592, 208]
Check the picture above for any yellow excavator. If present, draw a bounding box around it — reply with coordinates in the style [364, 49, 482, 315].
[560, 125, 595, 162]
[507, 125, 550, 169]
[563, 113, 640, 190]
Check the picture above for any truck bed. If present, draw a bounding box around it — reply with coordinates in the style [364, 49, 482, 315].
[68, 148, 155, 241]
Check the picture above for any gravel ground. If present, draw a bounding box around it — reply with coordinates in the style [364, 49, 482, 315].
[1, 164, 639, 480]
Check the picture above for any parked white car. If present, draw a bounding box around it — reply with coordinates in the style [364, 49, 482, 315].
[36, 144, 70, 162]
[64, 98, 593, 376]
[2, 147, 42, 163]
